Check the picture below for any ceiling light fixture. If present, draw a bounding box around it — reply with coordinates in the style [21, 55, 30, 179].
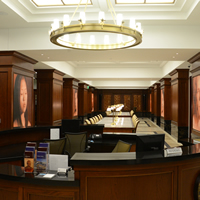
[49, 0, 143, 50]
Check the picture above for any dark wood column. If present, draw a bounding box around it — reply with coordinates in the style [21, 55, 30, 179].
[36, 69, 64, 126]
[169, 69, 189, 139]
[0, 51, 37, 130]
[78, 83, 88, 124]
[63, 78, 79, 119]
[149, 87, 154, 121]
[160, 78, 171, 134]
[153, 83, 161, 126]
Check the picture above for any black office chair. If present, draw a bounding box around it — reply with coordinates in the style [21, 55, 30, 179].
[112, 140, 132, 153]
[43, 138, 66, 154]
[64, 132, 88, 158]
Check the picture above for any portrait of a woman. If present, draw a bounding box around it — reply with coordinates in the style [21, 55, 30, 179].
[13, 75, 31, 128]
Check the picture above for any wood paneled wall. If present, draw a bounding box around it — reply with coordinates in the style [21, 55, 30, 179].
[150, 87, 154, 114]
[36, 69, 64, 126]
[160, 78, 171, 120]
[170, 69, 189, 126]
[153, 83, 161, 117]
[98, 89, 148, 113]
[0, 51, 37, 130]
[63, 78, 79, 119]
[170, 69, 189, 139]
[78, 83, 88, 117]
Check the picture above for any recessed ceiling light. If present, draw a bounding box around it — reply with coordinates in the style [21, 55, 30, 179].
[176, 53, 178, 55]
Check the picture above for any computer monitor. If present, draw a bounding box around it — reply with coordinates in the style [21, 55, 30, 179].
[136, 134, 165, 152]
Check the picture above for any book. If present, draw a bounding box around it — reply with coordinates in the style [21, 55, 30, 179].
[36, 151, 48, 173]
[24, 151, 34, 173]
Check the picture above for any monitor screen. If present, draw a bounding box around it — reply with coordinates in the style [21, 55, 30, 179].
[136, 134, 165, 152]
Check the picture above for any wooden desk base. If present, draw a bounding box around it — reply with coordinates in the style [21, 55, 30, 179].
[74, 157, 200, 200]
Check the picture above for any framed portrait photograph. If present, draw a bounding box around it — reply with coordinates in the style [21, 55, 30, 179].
[13, 74, 32, 128]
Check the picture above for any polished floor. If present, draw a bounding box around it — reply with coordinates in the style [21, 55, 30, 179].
[137, 118, 182, 148]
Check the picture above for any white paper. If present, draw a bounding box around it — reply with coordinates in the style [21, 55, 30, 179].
[50, 128, 60, 139]
[49, 154, 68, 171]
[43, 174, 55, 179]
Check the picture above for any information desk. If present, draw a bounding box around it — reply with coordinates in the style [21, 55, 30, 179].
[96, 117, 134, 133]
[71, 144, 200, 200]
[0, 164, 79, 200]
[0, 126, 199, 200]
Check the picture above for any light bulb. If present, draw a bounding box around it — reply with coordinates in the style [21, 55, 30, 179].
[52, 19, 59, 30]
[136, 22, 142, 32]
[99, 11, 105, 23]
[80, 12, 86, 24]
[129, 18, 136, 29]
[117, 14, 123, 26]
[63, 14, 70, 26]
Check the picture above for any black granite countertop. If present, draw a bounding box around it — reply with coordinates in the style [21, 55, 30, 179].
[0, 164, 79, 187]
[70, 143, 200, 166]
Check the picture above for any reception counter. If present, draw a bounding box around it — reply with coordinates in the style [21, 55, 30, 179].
[70, 145, 200, 200]
[0, 127, 200, 200]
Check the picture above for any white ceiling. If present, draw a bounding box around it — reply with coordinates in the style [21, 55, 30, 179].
[0, 0, 200, 89]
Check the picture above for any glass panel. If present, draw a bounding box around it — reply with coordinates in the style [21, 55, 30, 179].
[31, 0, 92, 7]
[32, 0, 63, 6]
[116, 0, 174, 3]
[62, 0, 92, 5]
[146, 0, 174, 3]
[116, 0, 144, 3]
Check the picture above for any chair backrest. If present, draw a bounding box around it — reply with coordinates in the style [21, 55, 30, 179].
[95, 116, 99, 122]
[85, 119, 91, 125]
[112, 140, 132, 153]
[43, 138, 66, 154]
[89, 118, 95, 124]
[65, 132, 87, 157]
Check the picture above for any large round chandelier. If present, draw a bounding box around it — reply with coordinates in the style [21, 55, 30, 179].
[50, 0, 143, 50]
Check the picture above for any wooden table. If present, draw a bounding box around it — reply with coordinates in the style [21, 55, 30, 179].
[96, 117, 134, 133]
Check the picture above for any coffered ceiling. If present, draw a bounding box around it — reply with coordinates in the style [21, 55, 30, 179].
[0, 0, 200, 89]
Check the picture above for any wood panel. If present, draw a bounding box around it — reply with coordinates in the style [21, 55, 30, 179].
[103, 94, 112, 111]
[171, 83, 178, 123]
[154, 83, 161, 117]
[0, 72, 9, 130]
[0, 179, 79, 200]
[76, 164, 177, 200]
[98, 89, 148, 113]
[170, 69, 189, 126]
[36, 70, 64, 125]
[114, 95, 121, 105]
[124, 95, 131, 111]
[78, 83, 88, 116]
[53, 81, 63, 123]
[24, 187, 79, 200]
[178, 158, 200, 200]
[0, 51, 36, 130]
[133, 95, 142, 112]
[37, 81, 52, 125]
